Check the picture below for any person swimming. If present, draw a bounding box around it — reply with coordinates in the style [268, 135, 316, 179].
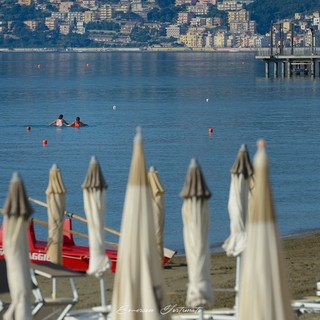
[49, 114, 69, 127]
[67, 117, 88, 127]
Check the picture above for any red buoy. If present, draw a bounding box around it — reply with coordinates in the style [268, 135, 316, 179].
[26, 126, 31, 132]
[208, 128, 214, 135]
[37, 64, 41, 69]
[42, 139, 48, 146]
[86, 63, 90, 68]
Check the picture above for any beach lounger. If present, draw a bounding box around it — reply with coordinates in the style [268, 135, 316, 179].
[31, 262, 85, 320]
[292, 297, 320, 317]
[292, 281, 320, 317]
[171, 309, 235, 320]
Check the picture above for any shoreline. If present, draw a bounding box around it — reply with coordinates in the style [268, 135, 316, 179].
[0, 47, 258, 53]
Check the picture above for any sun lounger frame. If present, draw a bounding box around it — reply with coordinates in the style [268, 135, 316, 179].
[31, 262, 84, 320]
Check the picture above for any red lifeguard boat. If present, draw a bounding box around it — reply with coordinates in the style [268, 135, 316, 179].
[0, 218, 176, 273]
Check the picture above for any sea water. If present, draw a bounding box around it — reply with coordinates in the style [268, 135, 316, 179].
[0, 51, 320, 254]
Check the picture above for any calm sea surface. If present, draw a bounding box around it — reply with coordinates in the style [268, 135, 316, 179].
[0, 51, 320, 254]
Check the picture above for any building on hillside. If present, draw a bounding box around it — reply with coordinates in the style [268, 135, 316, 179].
[198, 0, 217, 4]
[228, 9, 250, 23]
[214, 31, 226, 47]
[89, 33, 114, 42]
[74, 21, 86, 34]
[131, 0, 143, 12]
[60, 22, 72, 35]
[84, 11, 97, 22]
[120, 22, 137, 34]
[18, 0, 32, 5]
[166, 25, 183, 38]
[24, 20, 38, 31]
[59, 2, 73, 13]
[0, 21, 7, 33]
[179, 27, 205, 47]
[281, 21, 291, 33]
[45, 17, 59, 30]
[175, 0, 197, 6]
[80, 0, 97, 9]
[177, 12, 194, 25]
[212, 17, 223, 26]
[188, 3, 209, 15]
[229, 20, 256, 34]
[190, 17, 206, 27]
[226, 33, 235, 47]
[217, 0, 243, 11]
[204, 32, 213, 47]
[67, 12, 85, 23]
[51, 12, 67, 20]
[99, 5, 113, 19]
[112, 3, 130, 14]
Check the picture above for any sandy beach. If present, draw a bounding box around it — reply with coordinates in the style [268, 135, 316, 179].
[21, 231, 319, 319]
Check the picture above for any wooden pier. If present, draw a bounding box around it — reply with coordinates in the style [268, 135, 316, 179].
[256, 48, 320, 77]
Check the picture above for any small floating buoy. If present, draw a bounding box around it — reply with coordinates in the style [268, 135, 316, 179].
[37, 64, 41, 69]
[113, 105, 117, 110]
[42, 139, 48, 146]
[208, 128, 214, 135]
[86, 63, 90, 68]
[206, 98, 209, 102]
[26, 126, 31, 132]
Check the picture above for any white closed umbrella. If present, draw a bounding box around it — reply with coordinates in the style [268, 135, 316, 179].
[148, 166, 166, 265]
[82, 156, 110, 309]
[46, 164, 66, 265]
[238, 140, 295, 320]
[112, 127, 170, 320]
[2, 172, 33, 320]
[222, 144, 253, 316]
[180, 158, 213, 319]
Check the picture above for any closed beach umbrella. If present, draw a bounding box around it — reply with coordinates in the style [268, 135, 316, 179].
[148, 166, 166, 265]
[222, 144, 253, 316]
[82, 156, 110, 278]
[112, 127, 169, 320]
[2, 172, 33, 320]
[180, 158, 213, 312]
[222, 144, 253, 257]
[46, 164, 66, 265]
[238, 140, 294, 320]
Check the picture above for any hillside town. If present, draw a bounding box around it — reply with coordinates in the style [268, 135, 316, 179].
[0, 0, 320, 49]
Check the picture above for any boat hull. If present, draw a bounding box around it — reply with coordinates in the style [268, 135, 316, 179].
[0, 218, 176, 273]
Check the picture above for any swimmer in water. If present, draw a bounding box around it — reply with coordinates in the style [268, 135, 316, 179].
[49, 114, 69, 126]
[67, 117, 88, 127]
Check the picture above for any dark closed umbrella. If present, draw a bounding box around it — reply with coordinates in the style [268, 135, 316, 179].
[2, 172, 33, 320]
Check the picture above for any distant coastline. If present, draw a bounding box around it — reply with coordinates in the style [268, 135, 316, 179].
[0, 47, 258, 53]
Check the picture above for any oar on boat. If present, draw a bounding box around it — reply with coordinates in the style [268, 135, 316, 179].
[28, 197, 120, 237]
[32, 218, 119, 248]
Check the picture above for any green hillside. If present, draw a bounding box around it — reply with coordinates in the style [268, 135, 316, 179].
[248, 0, 320, 34]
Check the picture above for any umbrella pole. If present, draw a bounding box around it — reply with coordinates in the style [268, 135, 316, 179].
[198, 305, 204, 320]
[99, 276, 106, 307]
[235, 255, 241, 318]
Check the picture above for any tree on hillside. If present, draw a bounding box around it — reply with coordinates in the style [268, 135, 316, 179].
[248, 0, 320, 34]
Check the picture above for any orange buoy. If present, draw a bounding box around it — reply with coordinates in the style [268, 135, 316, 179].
[42, 139, 48, 146]
[26, 126, 31, 132]
[208, 128, 214, 135]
